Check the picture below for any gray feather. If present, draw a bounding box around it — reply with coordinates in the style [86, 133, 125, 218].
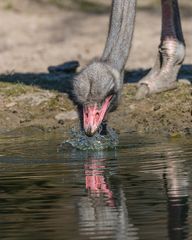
[73, 0, 136, 112]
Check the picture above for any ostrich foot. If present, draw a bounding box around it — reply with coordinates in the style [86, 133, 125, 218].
[136, 40, 185, 100]
[136, 73, 178, 100]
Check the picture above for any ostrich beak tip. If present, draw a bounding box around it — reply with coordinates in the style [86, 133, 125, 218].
[83, 96, 112, 136]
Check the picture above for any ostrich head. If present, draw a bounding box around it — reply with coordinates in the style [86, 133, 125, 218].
[73, 61, 122, 136]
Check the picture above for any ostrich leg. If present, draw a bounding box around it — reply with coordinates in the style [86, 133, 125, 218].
[136, 0, 185, 99]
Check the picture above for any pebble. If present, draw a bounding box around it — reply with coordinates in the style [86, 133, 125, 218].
[153, 104, 161, 111]
[55, 111, 78, 122]
[5, 102, 17, 108]
[178, 79, 191, 85]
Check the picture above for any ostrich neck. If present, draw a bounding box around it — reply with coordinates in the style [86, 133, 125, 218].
[101, 0, 136, 73]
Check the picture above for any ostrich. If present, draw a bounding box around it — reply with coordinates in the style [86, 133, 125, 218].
[73, 0, 185, 136]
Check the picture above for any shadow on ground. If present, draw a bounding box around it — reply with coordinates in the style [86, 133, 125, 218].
[0, 64, 191, 96]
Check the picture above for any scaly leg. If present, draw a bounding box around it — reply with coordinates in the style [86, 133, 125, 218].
[136, 0, 185, 99]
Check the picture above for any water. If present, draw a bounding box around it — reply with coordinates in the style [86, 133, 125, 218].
[60, 127, 119, 151]
[0, 132, 192, 240]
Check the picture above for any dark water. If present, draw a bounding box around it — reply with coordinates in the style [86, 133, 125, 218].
[0, 132, 192, 240]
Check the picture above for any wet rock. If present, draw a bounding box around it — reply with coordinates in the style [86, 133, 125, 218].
[55, 111, 78, 122]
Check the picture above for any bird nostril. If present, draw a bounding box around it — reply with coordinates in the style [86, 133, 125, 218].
[96, 112, 100, 121]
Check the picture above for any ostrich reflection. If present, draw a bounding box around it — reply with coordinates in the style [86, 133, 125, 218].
[85, 160, 114, 207]
[78, 157, 138, 240]
[164, 153, 189, 240]
[77, 142, 189, 240]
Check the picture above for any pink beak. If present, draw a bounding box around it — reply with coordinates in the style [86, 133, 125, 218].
[83, 95, 112, 136]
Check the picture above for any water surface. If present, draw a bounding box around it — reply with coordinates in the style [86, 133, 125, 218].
[0, 132, 192, 240]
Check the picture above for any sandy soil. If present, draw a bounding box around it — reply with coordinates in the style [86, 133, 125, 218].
[0, 1, 191, 136]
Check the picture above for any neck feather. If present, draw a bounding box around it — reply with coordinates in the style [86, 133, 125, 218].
[101, 0, 136, 72]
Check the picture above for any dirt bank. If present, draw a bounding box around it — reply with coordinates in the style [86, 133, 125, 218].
[0, 1, 191, 136]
